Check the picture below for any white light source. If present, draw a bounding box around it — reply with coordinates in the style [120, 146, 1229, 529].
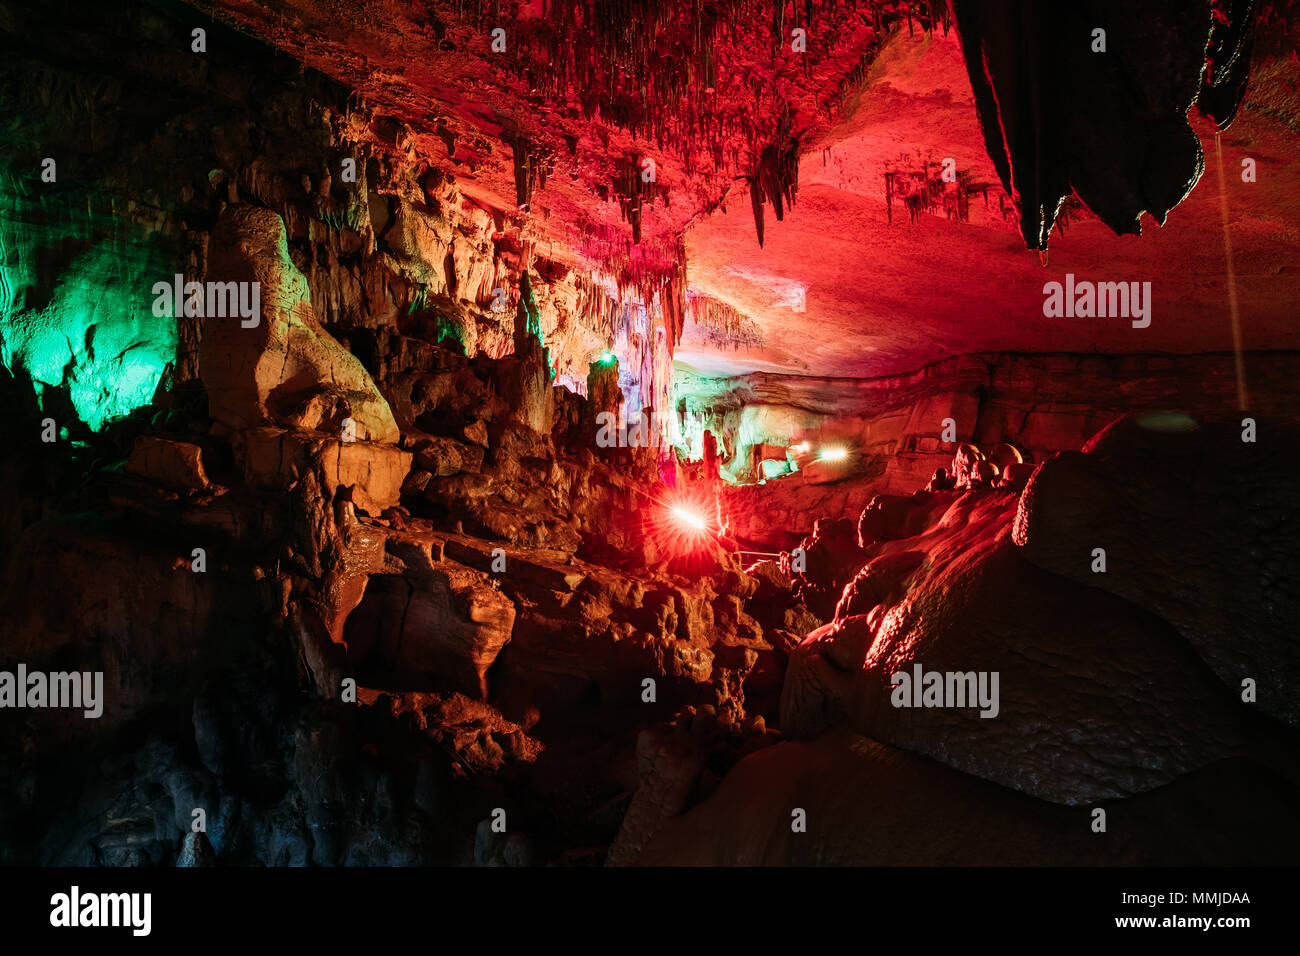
[671, 505, 708, 531]
[818, 446, 848, 462]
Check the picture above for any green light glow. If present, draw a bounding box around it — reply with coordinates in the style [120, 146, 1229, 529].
[1, 185, 177, 432]
[671, 366, 834, 482]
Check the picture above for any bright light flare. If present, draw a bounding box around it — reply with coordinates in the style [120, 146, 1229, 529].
[671, 504, 708, 532]
[645, 492, 721, 565]
[818, 446, 848, 462]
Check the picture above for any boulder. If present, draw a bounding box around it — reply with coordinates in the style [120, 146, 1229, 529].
[998, 461, 1038, 490]
[412, 435, 485, 477]
[237, 426, 411, 516]
[834, 549, 927, 619]
[924, 466, 955, 491]
[950, 443, 984, 488]
[784, 517, 864, 620]
[633, 733, 1300, 865]
[781, 490, 1296, 804]
[443, 536, 586, 593]
[125, 436, 217, 493]
[342, 554, 516, 700]
[1014, 413, 1300, 727]
[0, 514, 263, 736]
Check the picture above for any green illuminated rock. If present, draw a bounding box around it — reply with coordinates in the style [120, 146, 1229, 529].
[0, 173, 177, 432]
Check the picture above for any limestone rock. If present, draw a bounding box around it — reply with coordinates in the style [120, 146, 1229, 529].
[950, 443, 984, 489]
[342, 552, 516, 700]
[125, 436, 217, 494]
[200, 204, 399, 444]
[634, 733, 1300, 865]
[780, 490, 1296, 804]
[177, 831, 217, 866]
[237, 426, 411, 516]
[1015, 414, 1300, 727]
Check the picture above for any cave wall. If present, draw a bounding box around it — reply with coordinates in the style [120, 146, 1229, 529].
[0, 0, 656, 445]
[2, 0, 1298, 872]
[698, 349, 1300, 548]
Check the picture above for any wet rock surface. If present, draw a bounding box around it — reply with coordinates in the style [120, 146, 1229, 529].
[1015, 414, 1300, 728]
[6, 282, 1298, 867]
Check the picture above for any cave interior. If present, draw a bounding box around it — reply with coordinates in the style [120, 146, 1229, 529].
[1, 0, 1299, 867]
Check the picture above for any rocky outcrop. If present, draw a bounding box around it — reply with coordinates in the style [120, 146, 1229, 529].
[782, 517, 865, 621]
[343, 545, 516, 700]
[3, 0, 1298, 873]
[1014, 413, 1300, 728]
[237, 426, 411, 516]
[607, 704, 778, 865]
[201, 205, 400, 444]
[125, 436, 219, 494]
[0, 513, 266, 736]
[780, 425, 1300, 806]
[716, 352, 1300, 549]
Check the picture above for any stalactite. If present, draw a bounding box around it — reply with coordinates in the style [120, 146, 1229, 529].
[658, 238, 688, 355]
[513, 270, 554, 383]
[502, 131, 552, 210]
[613, 154, 669, 246]
[883, 160, 999, 227]
[425, 0, 950, 381]
[748, 103, 799, 246]
[450, 1, 937, 270]
[687, 294, 763, 350]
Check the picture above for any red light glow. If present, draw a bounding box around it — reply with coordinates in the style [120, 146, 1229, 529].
[641, 490, 726, 568]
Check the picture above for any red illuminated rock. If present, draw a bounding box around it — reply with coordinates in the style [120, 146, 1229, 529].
[6, 0, 1300, 870]
[784, 516, 865, 620]
[780, 431, 1300, 805]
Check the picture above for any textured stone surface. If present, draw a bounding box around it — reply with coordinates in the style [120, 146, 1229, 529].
[126, 436, 217, 494]
[634, 733, 1300, 866]
[201, 205, 400, 443]
[2, 0, 1298, 871]
[1015, 413, 1300, 727]
[780, 436, 1300, 805]
[681, 27, 1300, 381]
[717, 351, 1300, 547]
[0, 513, 266, 736]
[343, 543, 516, 699]
[237, 426, 411, 516]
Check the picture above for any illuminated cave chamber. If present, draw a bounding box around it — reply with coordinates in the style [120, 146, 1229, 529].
[2, 0, 1299, 870]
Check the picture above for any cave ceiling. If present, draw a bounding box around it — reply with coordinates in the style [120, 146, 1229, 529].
[194, 0, 1300, 382]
